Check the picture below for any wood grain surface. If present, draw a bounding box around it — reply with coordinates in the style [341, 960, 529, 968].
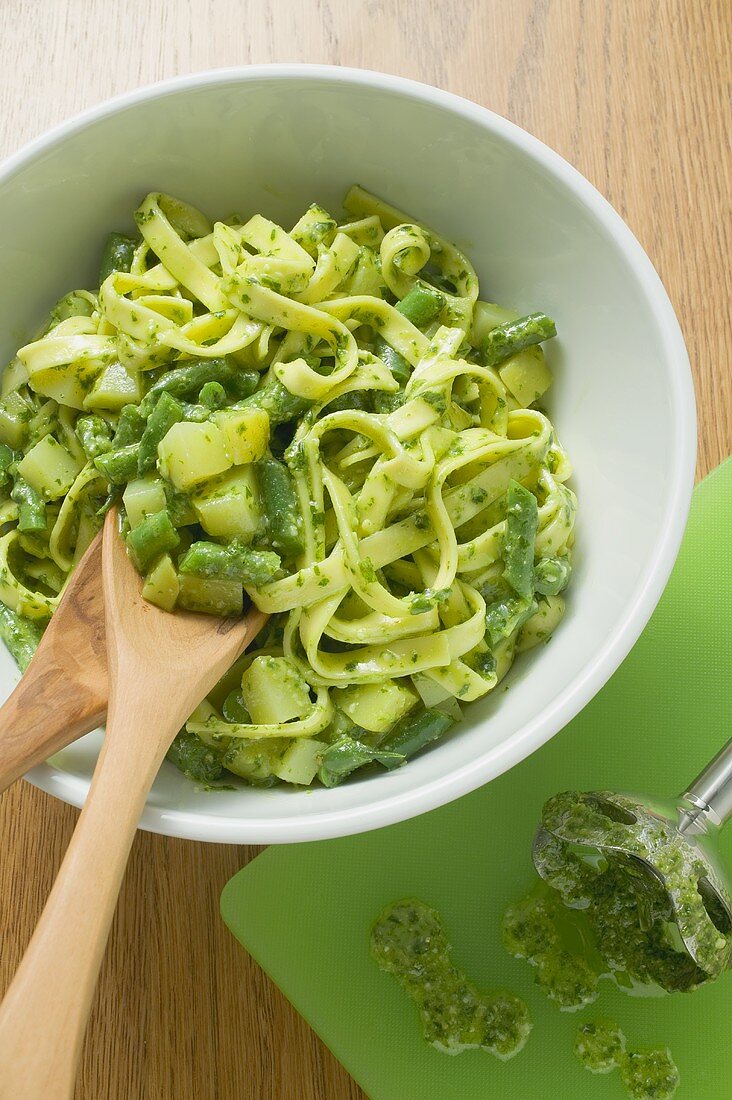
[0, 2, 729, 1097]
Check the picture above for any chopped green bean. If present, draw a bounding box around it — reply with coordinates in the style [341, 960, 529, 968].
[241, 379, 312, 427]
[409, 587, 451, 615]
[183, 403, 213, 423]
[222, 690, 251, 724]
[0, 443, 15, 489]
[482, 312, 556, 367]
[379, 708, 454, 761]
[113, 405, 146, 447]
[325, 391, 373, 414]
[164, 484, 197, 527]
[484, 594, 538, 647]
[256, 457, 303, 558]
[139, 358, 258, 417]
[137, 391, 183, 475]
[373, 335, 411, 384]
[0, 603, 45, 670]
[49, 291, 94, 326]
[11, 476, 46, 532]
[126, 509, 180, 572]
[178, 540, 280, 587]
[373, 391, 405, 415]
[98, 232, 137, 283]
[95, 491, 118, 518]
[396, 285, 445, 328]
[198, 381, 227, 409]
[318, 734, 404, 787]
[502, 479, 538, 599]
[94, 443, 140, 485]
[75, 415, 113, 460]
[534, 556, 571, 596]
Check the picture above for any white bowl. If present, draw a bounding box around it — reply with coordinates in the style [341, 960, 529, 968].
[0, 66, 695, 843]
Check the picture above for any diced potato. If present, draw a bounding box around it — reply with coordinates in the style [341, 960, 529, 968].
[158, 421, 232, 491]
[469, 300, 517, 347]
[411, 673, 453, 707]
[191, 466, 262, 540]
[177, 573, 243, 616]
[498, 346, 552, 408]
[1, 357, 28, 397]
[16, 435, 83, 500]
[272, 738, 325, 785]
[28, 360, 100, 410]
[333, 679, 418, 733]
[0, 391, 29, 447]
[123, 475, 167, 529]
[167, 492, 198, 526]
[142, 553, 179, 612]
[84, 360, 142, 411]
[213, 406, 269, 465]
[186, 699, 229, 749]
[241, 656, 312, 725]
[516, 594, 565, 653]
[223, 737, 288, 781]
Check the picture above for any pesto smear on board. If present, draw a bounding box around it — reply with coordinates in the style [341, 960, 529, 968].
[370, 898, 531, 1059]
[574, 1021, 680, 1100]
[574, 1018, 625, 1073]
[371, 790, 729, 1088]
[620, 1048, 680, 1100]
[502, 884, 601, 1009]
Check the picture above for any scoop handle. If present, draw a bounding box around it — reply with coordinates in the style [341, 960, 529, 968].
[679, 737, 732, 833]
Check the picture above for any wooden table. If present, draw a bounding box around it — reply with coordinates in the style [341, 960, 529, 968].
[0, 2, 729, 1096]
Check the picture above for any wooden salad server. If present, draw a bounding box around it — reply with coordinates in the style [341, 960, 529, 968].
[0, 530, 107, 794]
[0, 509, 267, 1099]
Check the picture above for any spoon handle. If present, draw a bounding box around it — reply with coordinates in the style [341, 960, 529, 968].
[679, 737, 732, 833]
[0, 691, 176, 1099]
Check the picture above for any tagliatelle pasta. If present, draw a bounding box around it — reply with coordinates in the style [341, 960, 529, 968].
[0, 185, 576, 789]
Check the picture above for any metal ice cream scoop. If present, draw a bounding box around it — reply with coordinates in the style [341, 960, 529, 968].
[533, 737, 732, 979]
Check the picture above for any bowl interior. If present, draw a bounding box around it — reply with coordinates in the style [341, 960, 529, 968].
[0, 70, 694, 842]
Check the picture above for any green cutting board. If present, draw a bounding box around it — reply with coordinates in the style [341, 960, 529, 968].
[221, 460, 732, 1100]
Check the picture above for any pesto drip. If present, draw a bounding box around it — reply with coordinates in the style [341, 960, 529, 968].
[575, 1020, 679, 1100]
[371, 898, 531, 1059]
[620, 1048, 680, 1100]
[502, 883, 601, 1009]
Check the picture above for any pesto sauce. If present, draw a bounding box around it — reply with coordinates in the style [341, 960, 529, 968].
[574, 1019, 625, 1073]
[536, 791, 731, 990]
[371, 898, 531, 1059]
[575, 1020, 679, 1100]
[620, 1048, 680, 1100]
[502, 883, 601, 1010]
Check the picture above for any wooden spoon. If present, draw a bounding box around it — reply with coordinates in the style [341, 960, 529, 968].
[0, 509, 267, 1099]
[0, 530, 107, 794]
